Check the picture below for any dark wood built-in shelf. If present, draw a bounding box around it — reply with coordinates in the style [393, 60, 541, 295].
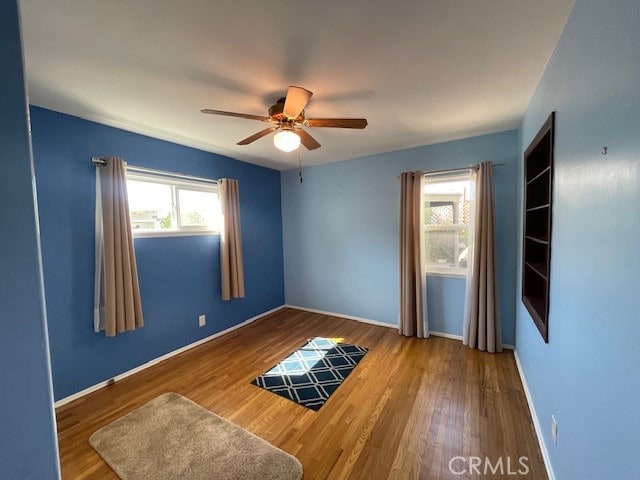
[525, 235, 549, 244]
[522, 295, 547, 325]
[526, 204, 550, 212]
[522, 112, 555, 343]
[527, 166, 551, 185]
[525, 261, 548, 280]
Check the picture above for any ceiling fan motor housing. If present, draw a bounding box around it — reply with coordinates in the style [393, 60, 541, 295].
[269, 98, 303, 122]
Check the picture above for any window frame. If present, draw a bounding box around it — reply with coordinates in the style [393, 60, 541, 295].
[126, 171, 221, 238]
[423, 171, 473, 278]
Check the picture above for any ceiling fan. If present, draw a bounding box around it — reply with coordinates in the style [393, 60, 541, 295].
[201, 86, 368, 152]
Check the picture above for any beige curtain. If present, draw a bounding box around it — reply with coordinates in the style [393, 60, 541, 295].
[94, 157, 144, 337]
[463, 162, 502, 352]
[399, 171, 428, 338]
[220, 178, 245, 300]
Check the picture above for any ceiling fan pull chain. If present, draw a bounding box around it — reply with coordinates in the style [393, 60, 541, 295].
[298, 146, 303, 184]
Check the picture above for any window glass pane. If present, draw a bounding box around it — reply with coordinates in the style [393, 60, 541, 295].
[425, 228, 469, 268]
[126, 172, 221, 236]
[178, 189, 220, 230]
[426, 203, 454, 225]
[424, 180, 470, 226]
[423, 174, 472, 273]
[127, 180, 174, 230]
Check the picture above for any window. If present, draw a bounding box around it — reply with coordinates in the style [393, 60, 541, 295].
[424, 172, 473, 276]
[126, 172, 222, 237]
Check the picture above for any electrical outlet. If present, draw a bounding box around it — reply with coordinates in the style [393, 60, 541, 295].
[198, 314, 206, 327]
[551, 415, 558, 445]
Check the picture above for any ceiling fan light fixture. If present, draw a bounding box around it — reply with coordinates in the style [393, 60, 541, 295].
[273, 129, 300, 152]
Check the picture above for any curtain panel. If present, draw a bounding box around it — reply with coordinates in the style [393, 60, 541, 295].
[94, 157, 144, 337]
[219, 178, 245, 300]
[399, 171, 428, 338]
[463, 162, 502, 353]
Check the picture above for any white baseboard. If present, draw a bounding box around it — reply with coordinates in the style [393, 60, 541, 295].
[430, 331, 462, 341]
[54, 305, 285, 408]
[284, 304, 396, 329]
[513, 350, 555, 480]
[284, 304, 514, 349]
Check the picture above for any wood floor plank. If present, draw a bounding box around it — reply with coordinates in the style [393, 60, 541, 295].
[55, 308, 546, 479]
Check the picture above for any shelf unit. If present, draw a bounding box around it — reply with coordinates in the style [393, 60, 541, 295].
[522, 112, 555, 342]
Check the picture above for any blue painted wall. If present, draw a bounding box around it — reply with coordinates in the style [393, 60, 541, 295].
[31, 107, 285, 400]
[0, 2, 60, 478]
[515, 1, 640, 478]
[282, 130, 518, 345]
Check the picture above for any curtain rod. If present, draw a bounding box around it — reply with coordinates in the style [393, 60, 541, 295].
[398, 162, 506, 178]
[91, 157, 219, 185]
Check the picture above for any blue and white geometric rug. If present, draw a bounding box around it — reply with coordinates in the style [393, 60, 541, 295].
[251, 337, 368, 411]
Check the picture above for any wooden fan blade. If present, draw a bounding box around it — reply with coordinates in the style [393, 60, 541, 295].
[298, 129, 321, 150]
[283, 86, 313, 119]
[305, 118, 368, 129]
[237, 127, 278, 145]
[201, 109, 270, 122]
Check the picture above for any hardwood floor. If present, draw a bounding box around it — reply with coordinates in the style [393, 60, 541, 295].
[56, 308, 546, 479]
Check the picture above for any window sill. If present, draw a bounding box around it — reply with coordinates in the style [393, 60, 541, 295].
[426, 270, 467, 279]
[133, 230, 219, 239]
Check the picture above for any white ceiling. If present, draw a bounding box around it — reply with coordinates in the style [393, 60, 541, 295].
[19, 0, 574, 171]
